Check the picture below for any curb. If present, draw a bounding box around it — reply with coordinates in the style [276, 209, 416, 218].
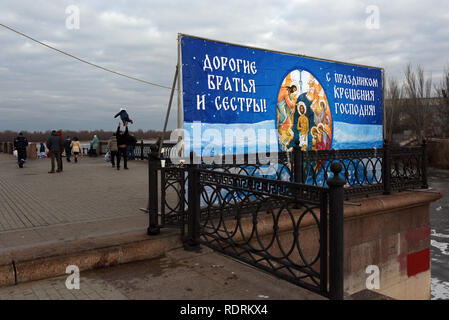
[0, 229, 182, 287]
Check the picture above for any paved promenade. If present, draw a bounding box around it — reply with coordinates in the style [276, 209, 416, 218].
[0, 153, 149, 252]
[0, 247, 325, 300]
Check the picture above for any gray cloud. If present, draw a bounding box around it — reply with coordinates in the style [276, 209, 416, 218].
[0, 0, 448, 131]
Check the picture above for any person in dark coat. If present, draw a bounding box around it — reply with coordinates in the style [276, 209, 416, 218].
[13, 132, 28, 168]
[64, 136, 72, 162]
[56, 130, 64, 171]
[115, 122, 129, 170]
[46, 130, 63, 173]
[127, 133, 137, 160]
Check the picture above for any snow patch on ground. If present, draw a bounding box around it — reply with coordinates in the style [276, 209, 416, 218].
[431, 229, 449, 238]
[431, 240, 449, 256]
[431, 278, 449, 300]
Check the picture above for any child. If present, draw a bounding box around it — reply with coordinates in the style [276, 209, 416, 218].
[114, 107, 134, 126]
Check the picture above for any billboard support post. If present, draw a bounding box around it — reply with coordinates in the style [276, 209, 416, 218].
[382, 68, 386, 144]
[159, 65, 179, 155]
[177, 34, 183, 130]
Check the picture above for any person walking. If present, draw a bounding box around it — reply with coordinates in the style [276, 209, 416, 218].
[56, 130, 64, 171]
[46, 130, 63, 173]
[116, 122, 129, 170]
[70, 137, 82, 163]
[91, 135, 99, 157]
[107, 133, 118, 168]
[13, 132, 28, 168]
[64, 136, 72, 162]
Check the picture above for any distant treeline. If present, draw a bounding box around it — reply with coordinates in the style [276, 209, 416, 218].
[0, 129, 172, 142]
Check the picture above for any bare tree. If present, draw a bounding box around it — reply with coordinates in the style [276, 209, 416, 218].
[384, 77, 402, 142]
[402, 64, 433, 141]
[435, 66, 449, 137]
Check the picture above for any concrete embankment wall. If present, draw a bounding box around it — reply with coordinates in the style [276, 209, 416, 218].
[342, 191, 441, 299]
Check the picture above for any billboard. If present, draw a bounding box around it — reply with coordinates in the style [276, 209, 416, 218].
[179, 34, 383, 157]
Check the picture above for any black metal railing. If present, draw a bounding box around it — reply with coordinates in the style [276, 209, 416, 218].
[160, 165, 187, 228]
[151, 140, 428, 235]
[146, 151, 346, 299]
[197, 151, 293, 182]
[291, 140, 427, 198]
[157, 140, 428, 198]
[194, 168, 331, 296]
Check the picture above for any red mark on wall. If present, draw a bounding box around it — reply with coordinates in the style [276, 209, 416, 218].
[407, 248, 430, 277]
[406, 226, 431, 243]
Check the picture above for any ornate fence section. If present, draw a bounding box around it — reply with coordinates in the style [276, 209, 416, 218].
[147, 153, 346, 299]
[155, 140, 427, 199]
[198, 151, 293, 181]
[160, 166, 187, 228]
[194, 168, 330, 295]
[388, 144, 428, 193]
[296, 147, 383, 194]
[148, 140, 428, 235]
[292, 140, 428, 198]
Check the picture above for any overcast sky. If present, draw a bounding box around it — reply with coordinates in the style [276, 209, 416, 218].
[0, 0, 448, 131]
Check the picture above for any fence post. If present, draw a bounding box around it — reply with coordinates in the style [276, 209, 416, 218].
[382, 139, 391, 195]
[185, 153, 201, 251]
[147, 148, 160, 235]
[421, 139, 428, 189]
[140, 140, 144, 160]
[328, 162, 345, 300]
[293, 140, 303, 184]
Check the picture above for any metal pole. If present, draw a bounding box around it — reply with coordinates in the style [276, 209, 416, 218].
[177, 34, 183, 130]
[421, 139, 428, 189]
[319, 192, 328, 294]
[293, 140, 301, 183]
[140, 140, 144, 160]
[382, 68, 386, 142]
[147, 151, 161, 235]
[185, 152, 201, 251]
[159, 66, 179, 157]
[383, 139, 391, 195]
[328, 162, 345, 300]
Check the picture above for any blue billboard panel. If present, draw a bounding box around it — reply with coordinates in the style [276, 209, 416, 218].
[180, 35, 383, 156]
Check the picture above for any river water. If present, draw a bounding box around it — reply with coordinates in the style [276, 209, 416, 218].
[428, 168, 449, 300]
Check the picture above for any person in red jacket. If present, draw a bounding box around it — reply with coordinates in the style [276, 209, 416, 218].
[57, 130, 64, 172]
